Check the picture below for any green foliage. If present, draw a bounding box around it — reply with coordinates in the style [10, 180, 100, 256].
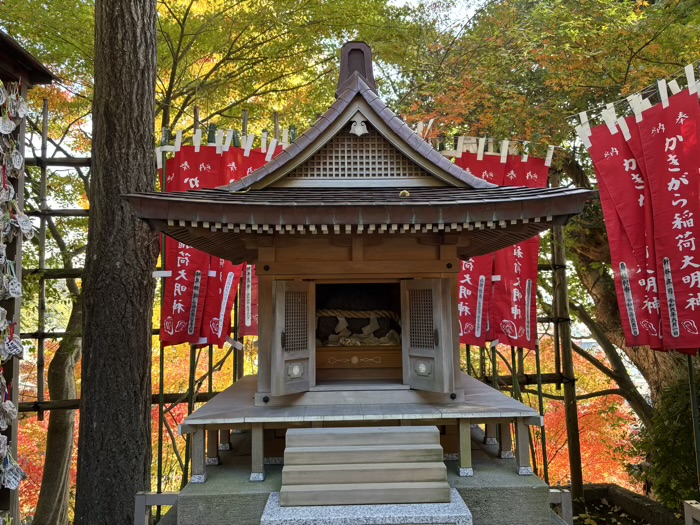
[634, 372, 700, 508]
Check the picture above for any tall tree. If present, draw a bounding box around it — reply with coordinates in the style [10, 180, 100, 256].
[74, 0, 159, 523]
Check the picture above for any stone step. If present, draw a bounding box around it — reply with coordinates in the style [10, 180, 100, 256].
[284, 443, 444, 466]
[282, 461, 447, 485]
[279, 481, 452, 507]
[285, 426, 439, 448]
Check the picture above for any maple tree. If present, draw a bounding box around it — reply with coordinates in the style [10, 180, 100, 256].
[401, 0, 700, 418]
[466, 337, 642, 490]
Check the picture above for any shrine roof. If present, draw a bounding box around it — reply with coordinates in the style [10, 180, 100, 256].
[124, 186, 593, 263]
[124, 41, 595, 263]
[219, 44, 493, 191]
[0, 31, 55, 85]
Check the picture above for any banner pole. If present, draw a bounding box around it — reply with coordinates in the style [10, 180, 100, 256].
[688, 353, 700, 494]
[156, 127, 169, 520]
[466, 344, 472, 376]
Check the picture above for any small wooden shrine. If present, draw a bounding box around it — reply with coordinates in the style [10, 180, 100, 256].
[127, 42, 591, 523]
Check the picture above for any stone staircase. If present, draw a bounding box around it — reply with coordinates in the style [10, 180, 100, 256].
[280, 426, 451, 506]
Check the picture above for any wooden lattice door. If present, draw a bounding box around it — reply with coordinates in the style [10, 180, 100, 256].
[400, 279, 454, 393]
[271, 281, 316, 396]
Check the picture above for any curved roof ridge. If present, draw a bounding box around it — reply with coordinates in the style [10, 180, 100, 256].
[219, 73, 494, 192]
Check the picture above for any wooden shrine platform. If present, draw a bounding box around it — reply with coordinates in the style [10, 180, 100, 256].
[180, 373, 541, 483]
[183, 373, 540, 425]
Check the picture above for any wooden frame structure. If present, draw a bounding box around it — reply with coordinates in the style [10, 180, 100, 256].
[0, 30, 55, 522]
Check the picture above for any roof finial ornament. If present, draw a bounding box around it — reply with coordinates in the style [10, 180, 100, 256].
[337, 41, 377, 97]
[349, 111, 368, 137]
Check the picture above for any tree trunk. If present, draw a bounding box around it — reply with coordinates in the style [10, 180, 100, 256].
[74, 0, 159, 523]
[32, 294, 82, 525]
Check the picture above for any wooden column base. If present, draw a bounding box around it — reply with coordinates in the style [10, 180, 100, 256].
[251, 423, 265, 481]
[458, 418, 473, 476]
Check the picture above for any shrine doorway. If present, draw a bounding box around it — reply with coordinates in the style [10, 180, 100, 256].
[314, 282, 404, 388]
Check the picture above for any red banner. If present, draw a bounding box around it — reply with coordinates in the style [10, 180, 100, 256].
[161, 242, 210, 345]
[458, 255, 495, 347]
[199, 260, 244, 348]
[504, 155, 550, 187]
[455, 150, 546, 350]
[221, 148, 272, 185]
[239, 264, 259, 337]
[637, 90, 700, 350]
[587, 122, 662, 348]
[455, 152, 507, 185]
[160, 144, 275, 346]
[456, 152, 507, 347]
[487, 155, 548, 350]
[490, 238, 540, 349]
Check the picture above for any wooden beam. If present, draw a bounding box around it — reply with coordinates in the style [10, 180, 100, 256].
[19, 391, 221, 413]
[458, 418, 473, 476]
[498, 423, 514, 459]
[551, 170, 583, 499]
[250, 423, 265, 481]
[190, 428, 207, 483]
[515, 418, 533, 475]
[351, 237, 363, 261]
[206, 429, 219, 465]
[258, 260, 459, 276]
[484, 372, 564, 387]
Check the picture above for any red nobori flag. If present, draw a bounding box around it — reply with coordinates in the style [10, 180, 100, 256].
[159, 146, 220, 345]
[455, 151, 507, 185]
[504, 155, 549, 187]
[637, 89, 700, 351]
[239, 263, 259, 337]
[455, 150, 507, 347]
[160, 144, 276, 346]
[586, 121, 663, 348]
[221, 146, 281, 184]
[588, 121, 662, 348]
[490, 237, 540, 350]
[459, 255, 495, 347]
[488, 154, 548, 351]
[200, 260, 243, 348]
[198, 147, 268, 347]
[165, 145, 224, 191]
[161, 241, 210, 345]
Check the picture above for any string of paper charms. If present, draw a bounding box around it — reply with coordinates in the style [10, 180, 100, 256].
[0, 81, 31, 492]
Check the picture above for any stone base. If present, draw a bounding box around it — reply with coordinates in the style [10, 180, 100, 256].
[499, 451, 515, 459]
[260, 489, 472, 525]
[190, 473, 207, 484]
[250, 472, 266, 482]
[518, 466, 533, 476]
[484, 437, 498, 445]
[218, 443, 231, 451]
[459, 467, 474, 477]
[206, 457, 220, 466]
[176, 427, 552, 525]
